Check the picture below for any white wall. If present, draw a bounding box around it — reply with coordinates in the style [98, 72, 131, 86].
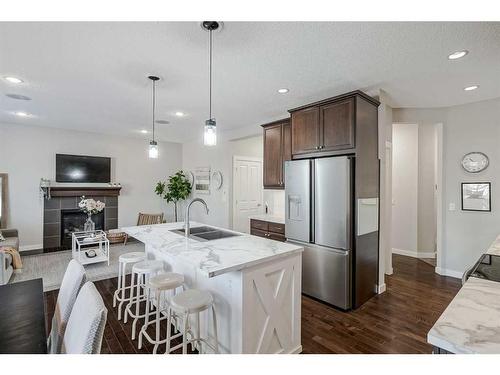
[392, 123, 419, 254]
[0, 122, 182, 249]
[393, 97, 500, 277]
[182, 135, 266, 228]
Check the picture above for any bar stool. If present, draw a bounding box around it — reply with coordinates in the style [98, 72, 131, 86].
[124, 259, 164, 340]
[138, 272, 185, 353]
[166, 289, 219, 354]
[113, 251, 146, 320]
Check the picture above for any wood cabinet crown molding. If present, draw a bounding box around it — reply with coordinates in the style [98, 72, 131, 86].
[288, 90, 380, 113]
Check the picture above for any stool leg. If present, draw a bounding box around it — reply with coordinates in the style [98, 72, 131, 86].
[138, 285, 150, 349]
[212, 305, 219, 354]
[153, 290, 161, 354]
[165, 308, 173, 354]
[194, 312, 200, 353]
[182, 312, 190, 354]
[124, 271, 135, 324]
[131, 273, 142, 340]
[113, 262, 122, 308]
[117, 262, 127, 320]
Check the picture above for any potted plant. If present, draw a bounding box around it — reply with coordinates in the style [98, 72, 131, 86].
[78, 196, 105, 232]
[155, 171, 192, 222]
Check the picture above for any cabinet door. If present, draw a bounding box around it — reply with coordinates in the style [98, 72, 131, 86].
[291, 107, 320, 155]
[320, 98, 355, 151]
[281, 121, 292, 186]
[263, 123, 283, 188]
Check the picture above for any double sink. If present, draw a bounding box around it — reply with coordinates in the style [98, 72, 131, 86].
[170, 226, 240, 242]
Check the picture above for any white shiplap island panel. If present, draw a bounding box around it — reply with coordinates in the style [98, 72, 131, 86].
[122, 222, 303, 354]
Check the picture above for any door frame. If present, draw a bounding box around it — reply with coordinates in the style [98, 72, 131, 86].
[389, 122, 443, 273]
[232, 155, 264, 231]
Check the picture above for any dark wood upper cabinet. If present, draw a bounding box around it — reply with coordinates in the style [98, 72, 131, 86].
[289, 91, 378, 158]
[282, 121, 292, 162]
[262, 119, 291, 189]
[320, 98, 355, 151]
[291, 107, 320, 155]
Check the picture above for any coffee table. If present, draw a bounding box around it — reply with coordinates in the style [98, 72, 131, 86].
[72, 230, 110, 266]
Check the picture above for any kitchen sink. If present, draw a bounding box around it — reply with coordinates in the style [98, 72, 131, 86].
[169, 226, 240, 242]
[191, 230, 239, 241]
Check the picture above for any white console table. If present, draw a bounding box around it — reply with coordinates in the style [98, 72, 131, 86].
[72, 230, 110, 266]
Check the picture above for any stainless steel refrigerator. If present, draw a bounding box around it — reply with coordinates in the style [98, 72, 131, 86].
[285, 156, 353, 310]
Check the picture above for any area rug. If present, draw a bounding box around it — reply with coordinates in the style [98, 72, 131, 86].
[10, 242, 145, 292]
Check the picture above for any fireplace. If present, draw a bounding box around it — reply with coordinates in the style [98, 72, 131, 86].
[60, 209, 104, 250]
[43, 186, 121, 253]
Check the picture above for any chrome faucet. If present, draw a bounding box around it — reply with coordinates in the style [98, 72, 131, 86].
[184, 198, 209, 237]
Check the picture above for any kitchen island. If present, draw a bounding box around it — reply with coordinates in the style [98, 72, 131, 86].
[123, 222, 303, 354]
[428, 235, 500, 354]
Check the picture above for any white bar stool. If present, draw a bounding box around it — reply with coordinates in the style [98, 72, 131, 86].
[113, 251, 146, 320]
[124, 260, 164, 340]
[166, 289, 219, 354]
[138, 272, 185, 353]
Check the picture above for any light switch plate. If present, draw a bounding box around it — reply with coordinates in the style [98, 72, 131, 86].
[449, 203, 456, 211]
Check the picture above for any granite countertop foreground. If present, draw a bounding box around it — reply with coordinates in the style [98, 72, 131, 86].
[428, 235, 500, 353]
[122, 222, 302, 278]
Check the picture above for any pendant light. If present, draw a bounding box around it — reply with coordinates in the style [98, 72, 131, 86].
[148, 75, 160, 158]
[202, 21, 219, 146]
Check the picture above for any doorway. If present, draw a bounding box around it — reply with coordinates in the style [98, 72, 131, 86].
[391, 123, 440, 267]
[232, 156, 263, 233]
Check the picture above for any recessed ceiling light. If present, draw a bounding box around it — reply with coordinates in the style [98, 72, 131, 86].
[14, 111, 30, 117]
[175, 111, 185, 117]
[155, 120, 170, 125]
[448, 50, 468, 60]
[6, 93, 31, 101]
[140, 129, 148, 134]
[277, 88, 289, 94]
[464, 85, 479, 91]
[4, 76, 23, 84]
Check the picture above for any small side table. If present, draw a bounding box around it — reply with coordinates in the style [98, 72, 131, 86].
[72, 230, 110, 266]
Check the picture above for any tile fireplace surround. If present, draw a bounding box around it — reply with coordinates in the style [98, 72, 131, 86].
[43, 188, 120, 252]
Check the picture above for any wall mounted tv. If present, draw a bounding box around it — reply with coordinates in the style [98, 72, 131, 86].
[56, 154, 111, 183]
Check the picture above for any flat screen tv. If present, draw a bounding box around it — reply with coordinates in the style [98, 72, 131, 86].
[56, 154, 111, 183]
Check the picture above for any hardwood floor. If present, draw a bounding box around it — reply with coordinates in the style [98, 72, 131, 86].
[44, 254, 461, 354]
[301, 255, 461, 354]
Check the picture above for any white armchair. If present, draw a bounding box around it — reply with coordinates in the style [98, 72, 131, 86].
[0, 229, 19, 285]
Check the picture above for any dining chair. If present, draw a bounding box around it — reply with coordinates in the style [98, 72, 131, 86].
[137, 212, 164, 226]
[61, 281, 108, 354]
[47, 259, 86, 354]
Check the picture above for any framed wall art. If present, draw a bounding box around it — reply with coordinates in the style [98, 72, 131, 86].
[461, 182, 491, 212]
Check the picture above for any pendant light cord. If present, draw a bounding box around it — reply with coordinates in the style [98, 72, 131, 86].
[209, 28, 212, 120]
[152, 79, 156, 142]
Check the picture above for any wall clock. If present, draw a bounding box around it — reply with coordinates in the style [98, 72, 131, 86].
[461, 152, 489, 173]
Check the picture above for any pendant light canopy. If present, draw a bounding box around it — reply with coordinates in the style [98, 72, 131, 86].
[148, 75, 160, 158]
[202, 21, 219, 146]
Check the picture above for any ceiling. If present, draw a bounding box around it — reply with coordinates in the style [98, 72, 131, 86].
[1, 22, 499, 143]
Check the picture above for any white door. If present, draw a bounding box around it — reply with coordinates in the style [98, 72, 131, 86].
[233, 156, 263, 233]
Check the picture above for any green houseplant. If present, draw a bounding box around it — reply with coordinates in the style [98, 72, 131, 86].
[155, 171, 192, 222]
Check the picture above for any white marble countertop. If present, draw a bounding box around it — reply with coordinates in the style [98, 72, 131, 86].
[248, 214, 285, 225]
[428, 235, 500, 353]
[122, 222, 302, 278]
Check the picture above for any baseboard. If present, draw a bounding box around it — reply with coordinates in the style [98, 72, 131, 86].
[392, 248, 436, 259]
[19, 244, 43, 252]
[435, 267, 463, 279]
[377, 283, 386, 294]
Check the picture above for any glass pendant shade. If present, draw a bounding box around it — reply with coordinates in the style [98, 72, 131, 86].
[149, 140, 159, 158]
[204, 118, 217, 146]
